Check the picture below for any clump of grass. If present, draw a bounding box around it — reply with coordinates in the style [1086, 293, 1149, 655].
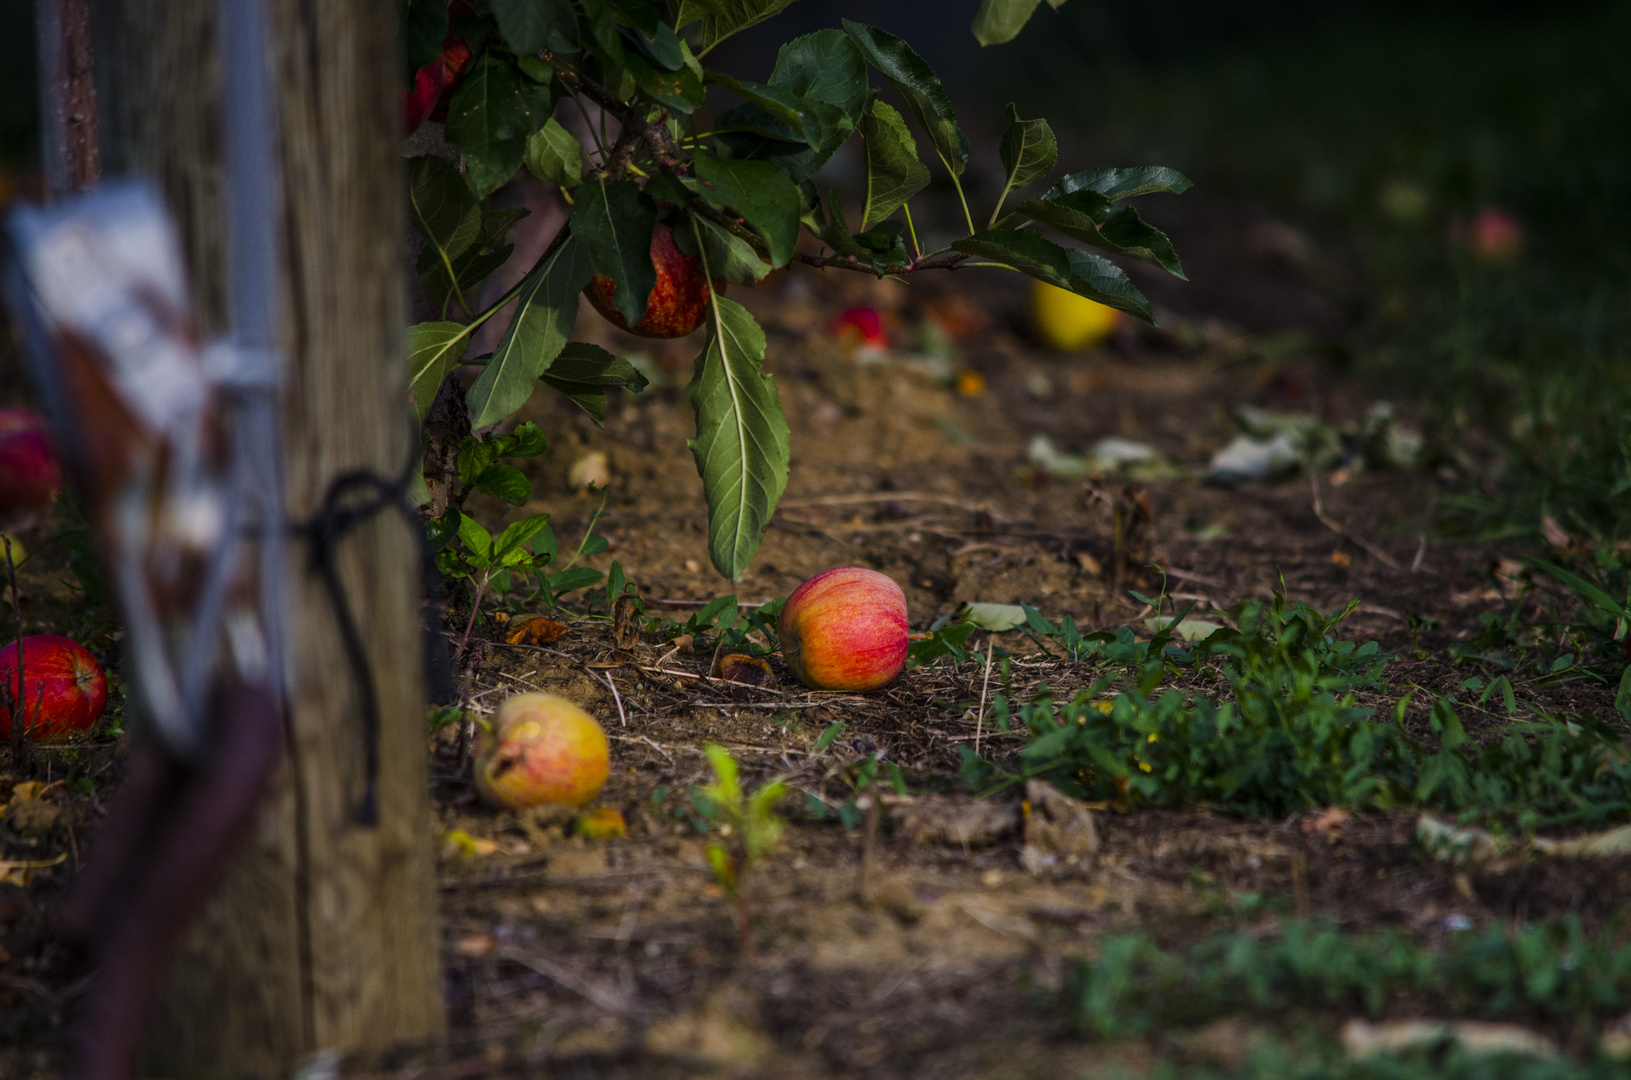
[975, 595, 1631, 824]
[1066, 916, 1631, 1038]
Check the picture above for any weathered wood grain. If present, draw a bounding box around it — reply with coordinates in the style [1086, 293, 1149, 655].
[90, 0, 445, 1072]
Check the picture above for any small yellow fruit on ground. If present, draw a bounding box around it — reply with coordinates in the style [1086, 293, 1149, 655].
[1032, 281, 1120, 351]
[474, 692, 610, 810]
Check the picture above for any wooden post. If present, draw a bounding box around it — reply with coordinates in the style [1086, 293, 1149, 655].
[87, 0, 445, 1073]
[34, 0, 100, 198]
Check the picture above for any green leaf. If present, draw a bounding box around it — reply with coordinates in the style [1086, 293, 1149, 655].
[408, 155, 481, 272]
[1014, 192, 1184, 278]
[859, 99, 929, 231]
[405, 0, 450, 73]
[693, 155, 801, 269]
[547, 342, 651, 389]
[407, 321, 473, 421]
[998, 103, 1056, 198]
[770, 29, 868, 122]
[458, 512, 494, 564]
[539, 379, 609, 425]
[473, 463, 531, 506]
[546, 566, 604, 593]
[608, 0, 662, 38]
[706, 73, 847, 154]
[686, 295, 790, 581]
[906, 622, 975, 667]
[623, 50, 706, 113]
[676, 0, 800, 55]
[971, 0, 1052, 46]
[494, 513, 553, 563]
[1046, 165, 1193, 202]
[841, 20, 969, 178]
[425, 508, 461, 554]
[524, 119, 584, 188]
[812, 721, 845, 753]
[688, 213, 770, 285]
[488, 0, 576, 55]
[496, 421, 549, 457]
[821, 186, 865, 257]
[466, 236, 593, 427]
[456, 436, 496, 488]
[949, 229, 1152, 321]
[417, 242, 514, 310]
[1094, 206, 1185, 278]
[570, 179, 657, 327]
[445, 54, 555, 198]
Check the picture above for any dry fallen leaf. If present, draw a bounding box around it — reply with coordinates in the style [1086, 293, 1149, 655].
[715, 653, 772, 686]
[1301, 806, 1352, 840]
[506, 616, 569, 647]
[1342, 1018, 1556, 1060]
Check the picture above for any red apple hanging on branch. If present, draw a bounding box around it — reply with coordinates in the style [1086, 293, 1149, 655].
[405, 0, 1189, 585]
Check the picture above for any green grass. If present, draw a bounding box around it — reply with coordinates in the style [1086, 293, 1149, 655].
[970, 594, 1631, 825]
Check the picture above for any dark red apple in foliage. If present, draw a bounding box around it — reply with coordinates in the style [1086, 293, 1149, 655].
[0, 409, 62, 511]
[584, 222, 719, 338]
[402, 22, 474, 133]
[0, 635, 108, 740]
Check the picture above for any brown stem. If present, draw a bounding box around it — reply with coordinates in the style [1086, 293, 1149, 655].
[454, 568, 491, 666]
[736, 883, 753, 963]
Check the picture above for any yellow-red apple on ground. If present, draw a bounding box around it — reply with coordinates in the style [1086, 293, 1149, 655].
[0, 635, 108, 740]
[585, 222, 718, 338]
[778, 567, 908, 692]
[474, 692, 610, 810]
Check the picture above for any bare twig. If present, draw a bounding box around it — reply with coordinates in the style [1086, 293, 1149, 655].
[603, 671, 627, 727]
[975, 639, 994, 757]
[1309, 475, 1403, 570]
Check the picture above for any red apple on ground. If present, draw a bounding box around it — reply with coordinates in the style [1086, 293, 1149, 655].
[0, 410, 61, 511]
[474, 692, 610, 810]
[0, 635, 108, 740]
[584, 222, 718, 338]
[831, 307, 888, 352]
[778, 567, 909, 692]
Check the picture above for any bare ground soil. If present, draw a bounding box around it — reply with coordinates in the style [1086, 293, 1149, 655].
[1, 199, 1624, 1078]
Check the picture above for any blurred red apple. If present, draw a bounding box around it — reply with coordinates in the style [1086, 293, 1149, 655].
[832, 307, 888, 353]
[474, 692, 610, 809]
[778, 567, 908, 692]
[584, 222, 717, 338]
[0, 635, 108, 740]
[402, 28, 474, 134]
[0, 409, 61, 511]
[1452, 206, 1524, 265]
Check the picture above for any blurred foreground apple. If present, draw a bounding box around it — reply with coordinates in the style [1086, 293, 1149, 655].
[778, 567, 908, 692]
[0, 409, 61, 511]
[474, 692, 610, 809]
[0, 635, 108, 740]
[585, 222, 716, 338]
[1032, 281, 1120, 351]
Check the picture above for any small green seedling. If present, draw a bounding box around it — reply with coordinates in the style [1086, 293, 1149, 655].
[692, 743, 787, 961]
